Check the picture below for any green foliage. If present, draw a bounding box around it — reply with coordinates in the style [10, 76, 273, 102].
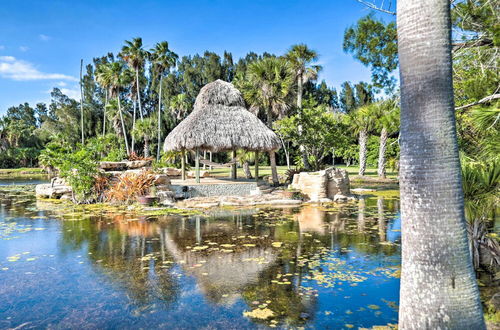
[275, 99, 347, 170]
[58, 148, 99, 202]
[366, 136, 399, 167]
[461, 159, 499, 219]
[343, 14, 398, 91]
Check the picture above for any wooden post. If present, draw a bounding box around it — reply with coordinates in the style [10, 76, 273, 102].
[203, 150, 207, 170]
[255, 151, 259, 182]
[231, 149, 237, 180]
[181, 150, 186, 181]
[209, 151, 213, 170]
[195, 148, 200, 183]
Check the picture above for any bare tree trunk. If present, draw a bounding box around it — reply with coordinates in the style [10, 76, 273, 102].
[131, 97, 136, 154]
[136, 69, 143, 120]
[143, 137, 150, 158]
[378, 127, 388, 178]
[243, 161, 253, 179]
[79, 59, 85, 145]
[397, 0, 485, 328]
[157, 75, 163, 161]
[117, 96, 130, 155]
[297, 74, 312, 171]
[377, 196, 386, 242]
[103, 90, 108, 136]
[269, 151, 279, 186]
[358, 129, 367, 176]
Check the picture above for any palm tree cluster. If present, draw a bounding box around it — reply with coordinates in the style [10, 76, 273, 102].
[95, 38, 178, 159]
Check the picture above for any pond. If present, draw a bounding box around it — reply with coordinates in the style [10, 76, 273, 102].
[0, 182, 401, 329]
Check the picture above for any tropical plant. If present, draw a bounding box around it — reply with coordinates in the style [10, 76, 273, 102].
[349, 104, 377, 176]
[106, 170, 156, 204]
[235, 57, 294, 185]
[132, 117, 157, 158]
[150, 41, 178, 160]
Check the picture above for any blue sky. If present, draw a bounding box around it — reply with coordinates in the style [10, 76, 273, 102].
[0, 0, 390, 115]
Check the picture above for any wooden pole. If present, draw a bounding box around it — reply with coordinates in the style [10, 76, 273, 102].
[231, 149, 237, 180]
[195, 148, 200, 183]
[209, 151, 213, 170]
[203, 150, 207, 170]
[181, 150, 186, 181]
[255, 151, 259, 182]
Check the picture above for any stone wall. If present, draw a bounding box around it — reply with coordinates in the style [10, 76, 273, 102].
[291, 167, 352, 202]
[171, 182, 258, 198]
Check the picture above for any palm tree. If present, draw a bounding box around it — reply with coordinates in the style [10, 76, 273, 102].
[285, 44, 322, 170]
[374, 99, 399, 178]
[95, 62, 113, 136]
[120, 38, 147, 120]
[350, 105, 376, 176]
[169, 93, 190, 121]
[397, 0, 485, 328]
[102, 62, 133, 155]
[150, 41, 178, 160]
[132, 117, 156, 158]
[236, 57, 294, 185]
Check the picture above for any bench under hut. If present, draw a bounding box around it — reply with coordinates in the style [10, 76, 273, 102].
[163, 79, 280, 183]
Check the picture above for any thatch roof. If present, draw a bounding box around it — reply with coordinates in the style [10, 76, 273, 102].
[163, 80, 281, 152]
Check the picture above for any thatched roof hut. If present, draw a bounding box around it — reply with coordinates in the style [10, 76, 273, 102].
[163, 80, 280, 153]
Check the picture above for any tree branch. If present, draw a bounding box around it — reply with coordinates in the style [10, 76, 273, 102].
[355, 0, 396, 15]
[452, 37, 494, 51]
[455, 93, 500, 111]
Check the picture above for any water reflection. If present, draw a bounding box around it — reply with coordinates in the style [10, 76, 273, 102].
[0, 186, 402, 329]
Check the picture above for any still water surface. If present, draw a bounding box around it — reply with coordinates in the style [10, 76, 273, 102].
[0, 181, 401, 329]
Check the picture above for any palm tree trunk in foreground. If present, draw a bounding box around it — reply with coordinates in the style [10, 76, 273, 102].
[397, 0, 485, 328]
[377, 127, 388, 178]
[358, 129, 367, 176]
[297, 75, 311, 171]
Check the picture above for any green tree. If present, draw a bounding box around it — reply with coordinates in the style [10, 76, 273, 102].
[150, 41, 178, 160]
[285, 44, 322, 170]
[373, 99, 399, 178]
[349, 104, 377, 176]
[235, 57, 294, 185]
[132, 117, 157, 158]
[339, 82, 357, 113]
[343, 13, 398, 91]
[275, 100, 346, 170]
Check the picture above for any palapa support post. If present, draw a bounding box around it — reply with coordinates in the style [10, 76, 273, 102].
[255, 151, 259, 182]
[203, 150, 207, 170]
[231, 149, 237, 180]
[195, 148, 201, 183]
[181, 150, 186, 181]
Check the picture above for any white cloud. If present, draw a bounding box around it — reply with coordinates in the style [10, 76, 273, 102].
[0, 56, 77, 81]
[60, 88, 81, 101]
[19, 46, 29, 52]
[39, 34, 51, 41]
[56, 81, 67, 87]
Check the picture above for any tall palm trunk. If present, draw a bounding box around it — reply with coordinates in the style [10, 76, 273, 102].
[377, 127, 388, 178]
[266, 112, 279, 186]
[157, 75, 163, 161]
[136, 69, 144, 120]
[397, 0, 485, 328]
[297, 74, 311, 170]
[131, 98, 137, 154]
[243, 161, 253, 179]
[102, 90, 108, 136]
[269, 151, 279, 186]
[117, 96, 130, 155]
[143, 137, 150, 158]
[358, 129, 367, 176]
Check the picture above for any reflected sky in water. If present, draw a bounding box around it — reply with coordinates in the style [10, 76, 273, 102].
[0, 184, 401, 329]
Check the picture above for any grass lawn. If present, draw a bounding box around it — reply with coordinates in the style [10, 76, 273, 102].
[207, 164, 398, 180]
[0, 167, 46, 176]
